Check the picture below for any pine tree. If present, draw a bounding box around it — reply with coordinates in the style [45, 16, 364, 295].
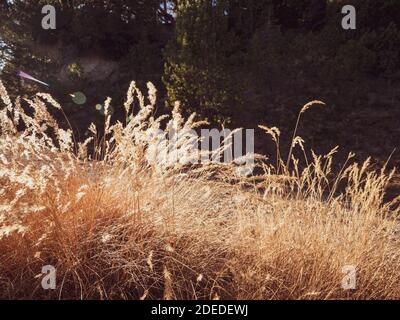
[163, 0, 241, 124]
[0, 0, 170, 140]
[0, 0, 166, 98]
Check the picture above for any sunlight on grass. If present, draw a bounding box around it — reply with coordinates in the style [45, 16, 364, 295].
[0, 81, 399, 299]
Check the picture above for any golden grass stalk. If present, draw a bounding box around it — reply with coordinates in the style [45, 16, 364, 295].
[286, 100, 325, 169]
[0, 82, 399, 300]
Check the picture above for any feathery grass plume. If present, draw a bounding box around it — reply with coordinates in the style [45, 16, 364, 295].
[0, 81, 12, 112]
[163, 267, 173, 300]
[147, 82, 157, 107]
[287, 101, 326, 169]
[36, 93, 62, 110]
[104, 97, 112, 117]
[300, 100, 325, 114]
[0, 82, 399, 300]
[147, 250, 154, 272]
[259, 125, 282, 172]
[0, 81, 16, 134]
[124, 81, 137, 117]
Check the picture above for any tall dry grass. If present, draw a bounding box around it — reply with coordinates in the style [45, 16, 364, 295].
[0, 80, 399, 300]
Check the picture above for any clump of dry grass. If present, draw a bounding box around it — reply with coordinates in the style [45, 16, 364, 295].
[0, 80, 399, 300]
